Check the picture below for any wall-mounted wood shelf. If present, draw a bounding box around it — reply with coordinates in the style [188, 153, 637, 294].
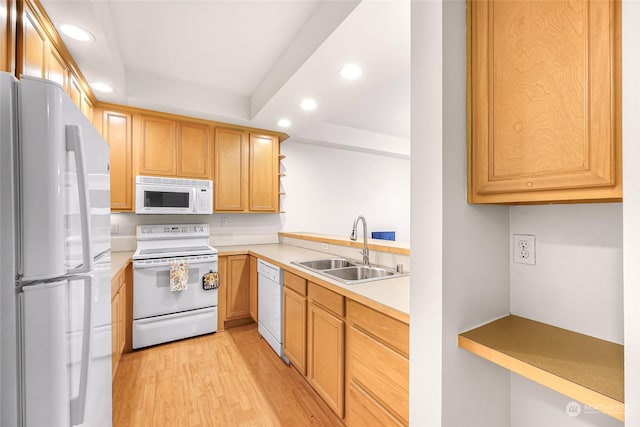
[458, 315, 624, 422]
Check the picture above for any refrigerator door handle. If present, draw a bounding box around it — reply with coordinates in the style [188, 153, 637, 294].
[70, 275, 94, 426]
[65, 125, 93, 275]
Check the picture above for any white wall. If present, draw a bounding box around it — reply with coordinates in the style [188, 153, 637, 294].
[510, 204, 623, 343]
[509, 204, 624, 427]
[280, 140, 410, 242]
[623, 1, 640, 425]
[411, 1, 511, 426]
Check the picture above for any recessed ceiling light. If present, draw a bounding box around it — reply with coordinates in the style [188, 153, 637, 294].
[278, 118, 291, 128]
[90, 82, 115, 93]
[59, 24, 95, 42]
[299, 98, 317, 111]
[340, 64, 363, 80]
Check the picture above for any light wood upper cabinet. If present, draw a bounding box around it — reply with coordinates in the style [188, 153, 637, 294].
[214, 128, 280, 213]
[80, 92, 93, 122]
[21, 8, 45, 78]
[177, 122, 211, 179]
[467, 0, 621, 204]
[214, 127, 247, 211]
[134, 115, 212, 180]
[135, 115, 177, 177]
[248, 133, 279, 212]
[45, 44, 67, 90]
[1, 0, 15, 73]
[101, 109, 133, 211]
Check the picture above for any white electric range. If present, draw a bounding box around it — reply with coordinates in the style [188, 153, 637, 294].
[132, 224, 218, 349]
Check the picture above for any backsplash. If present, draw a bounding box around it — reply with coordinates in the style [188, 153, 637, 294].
[110, 213, 281, 251]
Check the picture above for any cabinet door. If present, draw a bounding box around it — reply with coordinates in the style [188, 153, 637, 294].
[136, 115, 177, 177]
[249, 255, 258, 322]
[248, 133, 279, 212]
[118, 286, 126, 356]
[1, 0, 15, 73]
[225, 255, 250, 320]
[69, 76, 81, 108]
[217, 256, 227, 331]
[80, 93, 93, 123]
[284, 287, 306, 374]
[177, 122, 211, 179]
[111, 290, 120, 378]
[103, 110, 133, 211]
[214, 128, 247, 211]
[21, 8, 45, 78]
[45, 44, 67, 90]
[307, 301, 344, 418]
[467, 0, 621, 204]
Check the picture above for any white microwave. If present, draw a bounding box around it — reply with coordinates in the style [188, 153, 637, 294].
[135, 176, 213, 214]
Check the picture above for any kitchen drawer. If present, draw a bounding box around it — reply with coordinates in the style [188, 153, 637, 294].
[308, 281, 344, 317]
[348, 300, 409, 357]
[347, 380, 405, 427]
[349, 322, 409, 423]
[284, 270, 307, 296]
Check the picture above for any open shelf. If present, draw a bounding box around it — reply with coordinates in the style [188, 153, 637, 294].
[458, 315, 624, 422]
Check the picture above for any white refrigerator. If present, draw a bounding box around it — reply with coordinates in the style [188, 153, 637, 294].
[0, 72, 112, 426]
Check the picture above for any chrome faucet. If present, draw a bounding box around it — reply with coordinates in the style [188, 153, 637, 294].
[350, 215, 369, 265]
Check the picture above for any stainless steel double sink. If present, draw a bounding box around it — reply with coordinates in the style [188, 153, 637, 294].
[292, 257, 407, 285]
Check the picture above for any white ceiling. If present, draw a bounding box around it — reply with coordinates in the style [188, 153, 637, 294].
[40, 0, 410, 155]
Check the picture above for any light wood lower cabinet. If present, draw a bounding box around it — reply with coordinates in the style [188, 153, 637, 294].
[346, 300, 409, 426]
[249, 255, 258, 322]
[218, 255, 253, 330]
[283, 271, 307, 374]
[307, 282, 345, 418]
[111, 262, 131, 379]
[280, 274, 410, 426]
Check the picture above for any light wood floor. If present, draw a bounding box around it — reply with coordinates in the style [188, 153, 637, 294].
[113, 324, 344, 427]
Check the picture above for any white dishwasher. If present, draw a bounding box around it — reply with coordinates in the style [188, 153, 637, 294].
[257, 259, 288, 362]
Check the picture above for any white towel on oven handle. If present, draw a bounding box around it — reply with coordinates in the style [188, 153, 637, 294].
[169, 260, 188, 292]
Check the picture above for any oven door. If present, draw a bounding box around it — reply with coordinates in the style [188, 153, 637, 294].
[135, 183, 195, 214]
[133, 255, 218, 319]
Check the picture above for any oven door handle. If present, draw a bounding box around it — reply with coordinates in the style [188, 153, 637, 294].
[133, 258, 218, 269]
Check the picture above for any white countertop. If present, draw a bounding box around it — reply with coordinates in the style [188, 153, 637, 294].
[218, 243, 410, 323]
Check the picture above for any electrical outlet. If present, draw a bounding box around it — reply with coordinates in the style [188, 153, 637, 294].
[110, 222, 119, 234]
[321, 243, 329, 251]
[221, 217, 228, 227]
[513, 234, 535, 265]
